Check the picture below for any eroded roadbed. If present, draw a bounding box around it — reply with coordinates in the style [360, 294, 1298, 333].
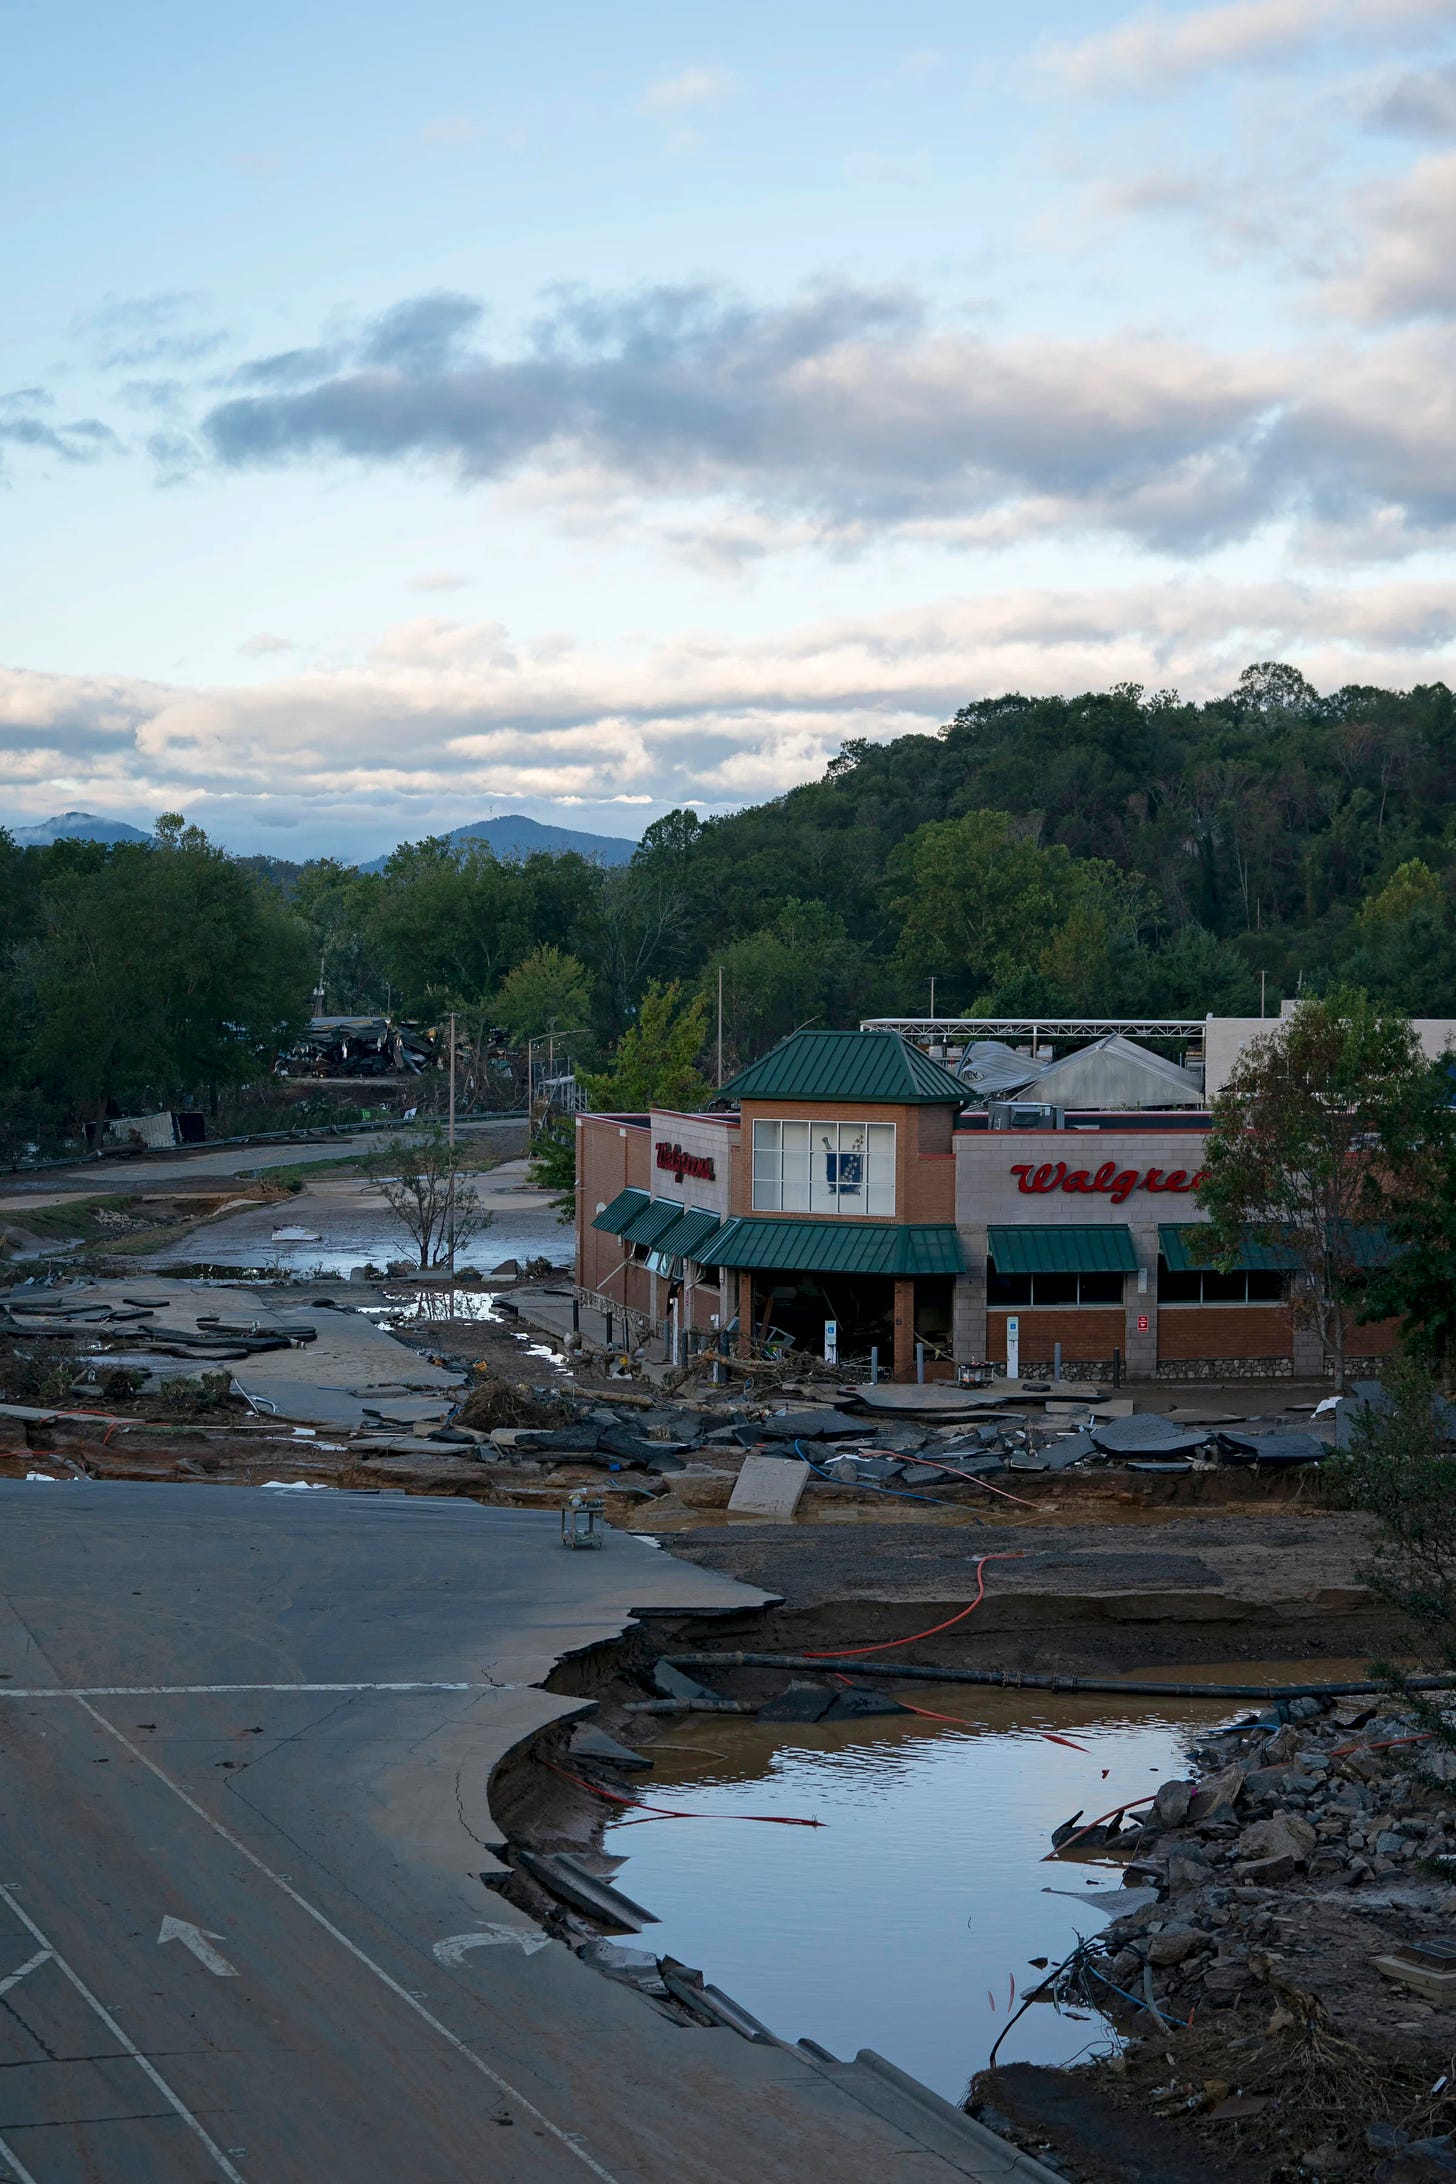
[0, 1481, 1031, 2183]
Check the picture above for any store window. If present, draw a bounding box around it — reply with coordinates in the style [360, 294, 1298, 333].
[1157, 1262, 1286, 1305]
[751, 1118, 896, 1216]
[986, 1263, 1125, 1307]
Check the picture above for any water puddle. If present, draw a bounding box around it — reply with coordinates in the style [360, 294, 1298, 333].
[605, 1662, 1363, 2099]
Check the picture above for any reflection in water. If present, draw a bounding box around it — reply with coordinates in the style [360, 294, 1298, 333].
[606, 1683, 1251, 2099]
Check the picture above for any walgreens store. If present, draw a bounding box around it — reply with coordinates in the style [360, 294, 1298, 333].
[952, 1117, 1395, 1382]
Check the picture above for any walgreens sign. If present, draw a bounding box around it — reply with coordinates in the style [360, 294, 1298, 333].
[1010, 1159, 1208, 1203]
[657, 1141, 716, 1183]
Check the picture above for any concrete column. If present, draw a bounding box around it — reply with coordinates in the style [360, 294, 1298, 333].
[1291, 1321, 1326, 1379]
[737, 1270, 754, 1360]
[952, 1271, 982, 1365]
[893, 1278, 914, 1380]
[1125, 1230, 1159, 1380]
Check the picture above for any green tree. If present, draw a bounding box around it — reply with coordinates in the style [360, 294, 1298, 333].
[1196, 991, 1443, 1383]
[28, 819, 311, 1128]
[362, 1125, 493, 1270]
[705, 900, 863, 1072]
[1345, 861, 1456, 1013]
[493, 945, 594, 1042]
[583, 981, 709, 1112]
[527, 1111, 577, 1220]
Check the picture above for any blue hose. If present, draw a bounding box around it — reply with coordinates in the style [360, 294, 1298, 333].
[793, 1439, 952, 1506]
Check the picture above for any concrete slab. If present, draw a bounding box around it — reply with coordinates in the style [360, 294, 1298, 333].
[728, 1453, 810, 1519]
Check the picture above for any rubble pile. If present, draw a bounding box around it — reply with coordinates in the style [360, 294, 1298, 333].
[1062, 1692, 1456, 2176]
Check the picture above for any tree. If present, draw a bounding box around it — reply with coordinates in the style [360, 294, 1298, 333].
[527, 1112, 577, 1220]
[362, 1127, 493, 1270]
[1196, 991, 1443, 1384]
[704, 900, 863, 1072]
[582, 981, 709, 1111]
[1360, 1088, 1456, 1385]
[28, 819, 311, 1128]
[493, 946, 594, 1043]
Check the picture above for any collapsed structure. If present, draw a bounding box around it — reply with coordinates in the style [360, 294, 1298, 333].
[573, 1010, 1447, 1384]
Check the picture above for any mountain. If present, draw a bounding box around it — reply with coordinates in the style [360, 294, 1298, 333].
[358, 813, 638, 873]
[8, 810, 151, 847]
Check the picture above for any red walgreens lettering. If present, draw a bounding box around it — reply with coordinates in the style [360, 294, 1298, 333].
[656, 1142, 716, 1183]
[1010, 1162, 1201, 1200]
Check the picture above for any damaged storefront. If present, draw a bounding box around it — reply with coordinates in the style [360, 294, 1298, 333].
[574, 1027, 1401, 1382]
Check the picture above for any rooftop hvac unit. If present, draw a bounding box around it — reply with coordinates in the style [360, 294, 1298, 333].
[988, 1100, 1065, 1132]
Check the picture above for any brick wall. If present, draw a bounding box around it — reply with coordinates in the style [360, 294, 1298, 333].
[986, 1308, 1124, 1364]
[1157, 1307, 1290, 1361]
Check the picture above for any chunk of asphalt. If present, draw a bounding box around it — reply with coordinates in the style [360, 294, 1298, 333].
[652, 1661, 722, 1703]
[821, 1688, 912, 1721]
[757, 1681, 835, 1724]
[760, 1410, 863, 1442]
[568, 1725, 653, 1772]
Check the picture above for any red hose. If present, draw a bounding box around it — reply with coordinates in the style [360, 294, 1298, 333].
[802, 1552, 1025, 1659]
[542, 1759, 824, 1827]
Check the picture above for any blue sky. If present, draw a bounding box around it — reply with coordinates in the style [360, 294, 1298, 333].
[5, 0, 1456, 859]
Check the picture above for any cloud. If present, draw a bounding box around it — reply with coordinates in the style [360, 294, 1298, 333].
[405, 570, 472, 592]
[0, 387, 118, 466]
[1366, 59, 1456, 132]
[75, 291, 228, 371]
[1320, 151, 1456, 320]
[640, 66, 733, 112]
[238, 633, 295, 656]
[420, 115, 480, 146]
[1048, 0, 1456, 95]
[4, 579, 1456, 839]
[202, 278, 1291, 554]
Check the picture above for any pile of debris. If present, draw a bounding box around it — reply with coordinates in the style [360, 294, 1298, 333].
[1029, 1690, 1456, 2176]
[0, 1294, 317, 1365]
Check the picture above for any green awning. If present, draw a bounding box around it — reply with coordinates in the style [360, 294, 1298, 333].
[653, 1206, 724, 1261]
[699, 1219, 963, 1277]
[988, 1224, 1138, 1275]
[621, 1197, 686, 1249]
[1159, 1222, 1393, 1272]
[592, 1187, 650, 1236]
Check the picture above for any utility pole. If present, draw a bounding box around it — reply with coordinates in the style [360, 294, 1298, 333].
[929, 976, 936, 1021]
[1260, 969, 1267, 1019]
[447, 1011, 457, 1277]
[716, 965, 724, 1086]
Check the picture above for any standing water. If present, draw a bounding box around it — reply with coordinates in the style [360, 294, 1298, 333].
[603, 1673, 1313, 2101]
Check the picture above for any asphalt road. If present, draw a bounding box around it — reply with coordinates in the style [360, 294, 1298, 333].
[0, 1484, 1011, 2183]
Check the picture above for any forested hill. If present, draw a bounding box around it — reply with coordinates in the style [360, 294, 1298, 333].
[5, 663, 1456, 1151]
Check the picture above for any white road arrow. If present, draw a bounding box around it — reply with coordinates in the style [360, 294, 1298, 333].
[434, 1927, 551, 1965]
[157, 1917, 237, 1977]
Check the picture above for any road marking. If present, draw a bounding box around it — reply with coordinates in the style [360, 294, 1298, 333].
[159, 1916, 237, 1977]
[434, 1927, 552, 1964]
[73, 1699, 621, 2182]
[0, 1949, 49, 1997]
[0, 1681, 497, 1698]
[0, 1884, 247, 2184]
[0, 2129, 41, 2184]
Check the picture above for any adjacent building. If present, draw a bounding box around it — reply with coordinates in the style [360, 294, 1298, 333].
[573, 1023, 1398, 1382]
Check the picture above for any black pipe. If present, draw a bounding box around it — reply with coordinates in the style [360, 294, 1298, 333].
[664, 1652, 1456, 1701]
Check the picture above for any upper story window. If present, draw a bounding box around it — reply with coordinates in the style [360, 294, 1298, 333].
[752, 1118, 895, 1217]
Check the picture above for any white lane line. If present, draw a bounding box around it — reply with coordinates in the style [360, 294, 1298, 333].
[0, 2128, 41, 2184]
[434, 1928, 552, 1964]
[0, 1682, 497, 1698]
[73, 1698, 621, 2182]
[0, 1884, 247, 2184]
[0, 1949, 49, 1997]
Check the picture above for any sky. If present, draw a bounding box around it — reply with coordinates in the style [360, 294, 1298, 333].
[6, 0, 1456, 861]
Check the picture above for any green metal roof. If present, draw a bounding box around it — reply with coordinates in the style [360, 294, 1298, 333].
[988, 1224, 1138, 1275]
[592, 1187, 650, 1236]
[620, 1196, 685, 1248]
[1159, 1222, 1393, 1273]
[653, 1206, 724, 1261]
[716, 1029, 967, 1106]
[699, 1218, 963, 1277]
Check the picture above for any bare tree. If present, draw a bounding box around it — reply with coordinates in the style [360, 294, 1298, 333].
[362, 1126, 493, 1270]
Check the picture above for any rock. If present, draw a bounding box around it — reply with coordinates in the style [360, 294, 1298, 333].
[821, 1687, 911, 1721]
[491, 1259, 520, 1277]
[1153, 1779, 1193, 1828]
[1188, 1763, 1245, 1825]
[1235, 1811, 1316, 1868]
[1200, 1959, 1253, 2005]
[1376, 1831, 1407, 1857]
[1147, 1928, 1201, 1967]
[1167, 1856, 1211, 1894]
[1370, 2125, 1412, 2154]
